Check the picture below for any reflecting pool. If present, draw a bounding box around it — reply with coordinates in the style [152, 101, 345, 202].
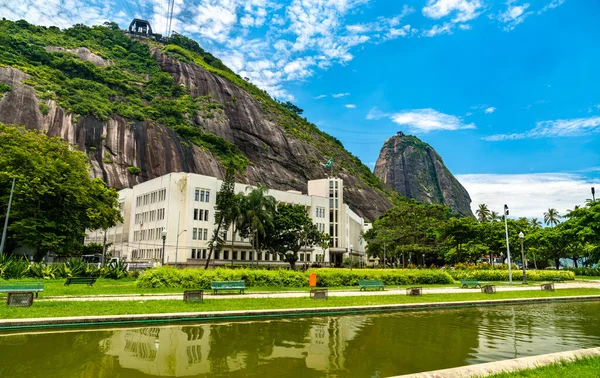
[2, 301, 600, 377]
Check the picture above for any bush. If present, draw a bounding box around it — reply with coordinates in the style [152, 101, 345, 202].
[127, 165, 141, 175]
[568, 267, 600, 277]
[449, 269, 575, 281]
[136, 268, 455, 289]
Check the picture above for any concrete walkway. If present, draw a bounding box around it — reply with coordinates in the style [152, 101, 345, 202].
[41, 281, 600, 302]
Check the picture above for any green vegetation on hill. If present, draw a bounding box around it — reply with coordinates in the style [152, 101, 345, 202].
[0, 19, 387, 192]
[0, 19, 248, 171]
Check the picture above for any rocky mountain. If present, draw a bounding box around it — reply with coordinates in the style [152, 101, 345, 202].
[374, 132, 473, 217]
[0, 20, 392, 221]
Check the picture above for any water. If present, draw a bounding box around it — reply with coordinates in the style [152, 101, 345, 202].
[1, 301, 600, 377]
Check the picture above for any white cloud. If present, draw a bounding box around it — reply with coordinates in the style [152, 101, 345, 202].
[345, 104, 356, 108]
[424, 22, 454, 37]
[483, 116, 600, 141]
[538, 0, 566, 14]
[457, 172, 597, 218]
[332, 93, 350, 98]
[484, 107, 496, 114]
[314, 94, 327, 99]
[496, 1, 532, 31]
[422, 0, 483, 23]
[369, 108, 475, 133]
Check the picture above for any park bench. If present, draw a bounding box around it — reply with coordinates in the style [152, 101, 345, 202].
[64, 277, 97, 286]
[358, 280, 385, 291]
[210, 280, 246, 295]
[0, 282, 44, 298]
[551, 277, 564, 283]
[460, 279, 482, 289]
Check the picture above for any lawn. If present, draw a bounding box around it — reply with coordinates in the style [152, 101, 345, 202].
[485, 355, 600, 378]
[0, 278, 584, 298]
[0, 288, 599, 320]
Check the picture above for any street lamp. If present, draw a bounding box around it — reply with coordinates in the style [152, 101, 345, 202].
[349, 244, 354, 271]
[504, 204, 513, 284]
[161, 229, 167, 266]
[175, 229, 186, 268]
[519, 231, 527, 284]
[592, 187, 596, 202]
[422, 253, 425, 267]
[212, 240, 218, 269]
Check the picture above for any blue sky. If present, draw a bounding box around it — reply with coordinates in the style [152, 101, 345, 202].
[1, 0, 599, 218]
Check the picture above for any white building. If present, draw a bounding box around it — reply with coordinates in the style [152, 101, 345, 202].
[86, 173, 367, 267]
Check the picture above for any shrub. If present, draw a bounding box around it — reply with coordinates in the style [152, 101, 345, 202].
[0, 82, 11, 94]
[39, 102, 49, 115]
[449, 269, 574, 281]
[568, 267, 600, 277]
[127, 166, 141, 175]
[136, 268, 454, 289]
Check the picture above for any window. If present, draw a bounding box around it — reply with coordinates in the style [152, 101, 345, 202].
[205, 191, 210, 202]
[233, 251, 238, 260]
[329, 181, 334, 188]
[204, 209, 209, 221]
[257, 252, 262, 261]
[315, 208, 319, 217]
[241, 251, 246, 260]
[330, 199, 334, 208]
[249, 252, 253, 261]
[200, 190, 205, 202]
[193, 228, 198, 240]
[194, 189, 200, 201]
[202, 249, 207, 259]
[203, 229, 208, 240]
[194, 209, 199, 221]
[191, 249, 197, 259]
[300, 253, 304, 262]
[335, 181, 339, 188]
[224, 250, 229, 260]
[335, 199, 338, 208]
[329, 189, 334, 198]
[306, 253, 311, 262]
[215, 250, 220, 260]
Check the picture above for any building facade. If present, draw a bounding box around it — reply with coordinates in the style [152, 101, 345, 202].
[86, 173, 367, 267]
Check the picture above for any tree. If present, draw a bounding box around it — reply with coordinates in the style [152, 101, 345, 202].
[238, 185, 276, 265]
[0, 124, 121, 260]
[543, 208, 561, 227]
[205, 165, 236, 269]
[527, 224, 576, 269]
[441, 217, 479, 263]
[530, 218, 541, 229]
[564, 201, 600, 266]
[226, 192, 246, 266]
[265, 204, 322, 269]
[476, 204, 491, 223]
[490, 211, 501, 222]
[281, 101, 304, 115]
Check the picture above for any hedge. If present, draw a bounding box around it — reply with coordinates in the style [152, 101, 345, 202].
[136, 268, 455, 289]
[449, 269, 575, 281]
[568, 267, 600, 277]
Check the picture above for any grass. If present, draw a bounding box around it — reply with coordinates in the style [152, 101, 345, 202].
[0, 278, 585, 298]
[485, 355, 600, 377]
[0, 288, 599, 320]
[575, 276, 600, 281]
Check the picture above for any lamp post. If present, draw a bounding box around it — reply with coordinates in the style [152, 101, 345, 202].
[0, 177, 16, 256]
[212, 240, 218, 269]
[519, 231, 527, 284]
[175, 229, 186, 268]
[161, 229, 167, 266]
[422, 253, 425, 267]
[592, 187, 596, 202]
[349, 244, 353, 271]
[504, 204, 513, 284]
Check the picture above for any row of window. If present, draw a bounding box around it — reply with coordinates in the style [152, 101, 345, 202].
[194, 189, 211, 203]
[192, 228, 209, 240]
[131, 248, 162, 260]
[193, 209, 210, 222]
[315, 207, 326, 218]
[133, 228, 165, 242]
[316, 223, 326, 233]
[135, 209, 165, 224]
[329, 180, 339, 189]
[190, 249, 318, 262]
[136, 189, 167, 207]
[329, 199, 339, 209]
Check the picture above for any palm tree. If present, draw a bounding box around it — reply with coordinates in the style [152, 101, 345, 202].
[543, 208, 561, 227]
[490, 211, 501, 222]
[476, 204, 491, 223]
[530, 218, 541, 229]
[227, 193, 246, 266]
[243, 185, 276, 265]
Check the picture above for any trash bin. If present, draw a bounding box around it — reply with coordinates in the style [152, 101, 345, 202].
[309, 273, 317, 287]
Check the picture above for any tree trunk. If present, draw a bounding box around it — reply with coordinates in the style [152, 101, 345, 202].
[573, 257, 578, 268]
[555, 258, 560, 270]
[204, 222, 222, 269]
[230, 224, 235, 267]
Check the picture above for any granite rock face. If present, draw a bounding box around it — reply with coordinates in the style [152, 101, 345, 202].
[0, 47, 392, 221]
[374, 132, 473, 217]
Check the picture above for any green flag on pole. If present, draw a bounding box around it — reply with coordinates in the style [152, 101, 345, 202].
[323, 157, 333, 169]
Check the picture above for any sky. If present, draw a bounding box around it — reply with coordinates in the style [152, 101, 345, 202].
[1, 0, 599, 219]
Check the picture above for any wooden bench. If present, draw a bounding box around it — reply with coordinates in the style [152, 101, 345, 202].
[460, 279, 482, 289]
[210, 280, 246, 295]
[0, 282, 44, 298]
[358, 280, 385, 291]
[64, 277, 97, 286]
[551, 277, 564, 283]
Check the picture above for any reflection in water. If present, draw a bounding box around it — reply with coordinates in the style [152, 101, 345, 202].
[1, 301, 600, 378]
